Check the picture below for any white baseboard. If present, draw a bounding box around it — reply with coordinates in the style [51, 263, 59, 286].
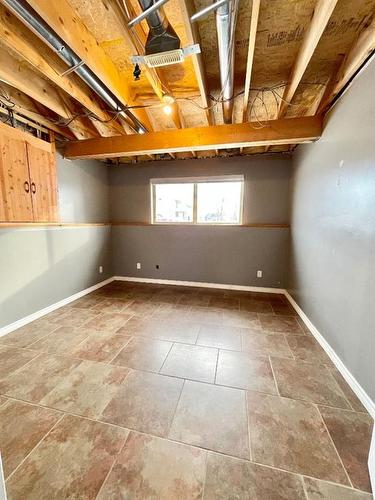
[285, 291, 375, 493]
[113, 275, 285, 294]
[369, 428, 375, 495]
[0, 277, 114, 338]
[284, 291, 375, 419]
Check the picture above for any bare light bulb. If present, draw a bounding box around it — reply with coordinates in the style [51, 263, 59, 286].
[163, 104, 173, 115]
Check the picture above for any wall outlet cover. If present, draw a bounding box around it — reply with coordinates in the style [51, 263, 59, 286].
[99, 266, 103, 274]
[257, 270, 262, 278]
[136, 263, 141, 270]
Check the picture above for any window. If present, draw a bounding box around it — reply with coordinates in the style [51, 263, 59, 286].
[151, 176, 243, 224]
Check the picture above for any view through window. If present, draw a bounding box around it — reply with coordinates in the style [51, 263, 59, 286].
[151, 176, 243, 224]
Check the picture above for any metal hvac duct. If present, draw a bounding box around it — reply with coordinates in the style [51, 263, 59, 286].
[137, 0, 180, 55]
[216, 0, 236, 123]
[1, 0, 148, 133]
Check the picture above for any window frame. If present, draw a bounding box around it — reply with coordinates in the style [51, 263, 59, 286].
[150, 175, 244, 226]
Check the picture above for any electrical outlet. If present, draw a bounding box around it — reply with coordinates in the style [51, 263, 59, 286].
[155, 264, 159, 269]
[99, 266, 103, 274]
[136, 262, 141, 270]
[257, 270, 262, 278]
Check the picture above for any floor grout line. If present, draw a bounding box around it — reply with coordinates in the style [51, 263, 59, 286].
[315, 404, 354, 489]
[245, 391, 252, 462]
[268, 355, 281, 396]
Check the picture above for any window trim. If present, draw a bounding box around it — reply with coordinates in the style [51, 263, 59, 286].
[150, 175, 244, 225]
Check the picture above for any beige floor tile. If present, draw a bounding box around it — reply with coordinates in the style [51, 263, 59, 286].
[208, 297, 240, 310]
[260, 315, 304, 334]
[122, 302, 161, 318]
[111, 338, 172, 372]
[151, 306, 193, 323]
[329, 369, 368, 413]
[40, 360, 129, 418]
[97, 432, 206, 499]
[303, 477, 373, 499]
[136, 319, 200, 344]
[0, 354, 81, 403]
[286, 335, 333, 365]
[160, 344, 218, 383]
[0, 319, 59, 348]
[271, 357, 351, 408]
[169, 380, 249, 459]
[70, 330, 131, 362]
[196, 324, 242, 350]
[0, 400, 60, 478]
[216, 350, 277, 394]
[240, 299, 274, 314]
[91, 298, 134, 313]
[189, 307, 224, 324]
[242, 331, 293, 358]
[247, 391, 350, 484]
[204, 452, 306, 500]
[318, 406, 373, 492]
[29, 326, 89, 354]
[222, 310, 261, 329]
[56, 308, 101, 327]
[178, 295, 210, 306]
[69, 295, 106, 309]
[101, 370, 183, 437]
[0, 345, 39, 379]
[5, 414, 128, 500]
[83, 312, 133, 331]
[271, 303, 298, 316]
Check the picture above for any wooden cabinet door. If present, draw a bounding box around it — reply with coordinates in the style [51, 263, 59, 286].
[0, 131, 33, 222]
[26, 143, 59, 222]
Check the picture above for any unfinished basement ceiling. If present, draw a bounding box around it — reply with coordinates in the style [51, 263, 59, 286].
[0, 0, 374, 162]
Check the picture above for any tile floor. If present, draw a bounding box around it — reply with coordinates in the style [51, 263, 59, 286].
[0, 281, 373, 499]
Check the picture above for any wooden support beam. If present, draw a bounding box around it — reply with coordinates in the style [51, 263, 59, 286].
[179, 0, 214, 126]
[0, 5, 125, 137]
[23, 0, 152, 131]
[242, 0, 260, 123]
[64, 115, 322, 159]
[278, 0, 338, 117]
[317, 16, 375, 114]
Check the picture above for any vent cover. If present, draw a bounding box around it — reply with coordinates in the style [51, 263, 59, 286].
[144, 49, 185, 67]
[131, 44, 201, 68]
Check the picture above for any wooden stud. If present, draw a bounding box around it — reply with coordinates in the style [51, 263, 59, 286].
[178, 0, 214, 126]
[278, 0, 338, 117]
[64, 115, 322, 159]
[242, 0, 260, 123]
[318, 16, 375, 114]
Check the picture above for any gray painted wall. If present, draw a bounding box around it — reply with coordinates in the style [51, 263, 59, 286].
[0, 154, 111, 328]
[110, 155, 291, 224]
[0, 226, 111, 327]
[110, 155, 291, 287]
[288, 59, 375, 400]
[57, 154, 109, 222]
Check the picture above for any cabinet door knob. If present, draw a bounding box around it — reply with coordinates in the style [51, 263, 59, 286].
[24, 181, 30, 193]
[31, 182, 36, 194]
